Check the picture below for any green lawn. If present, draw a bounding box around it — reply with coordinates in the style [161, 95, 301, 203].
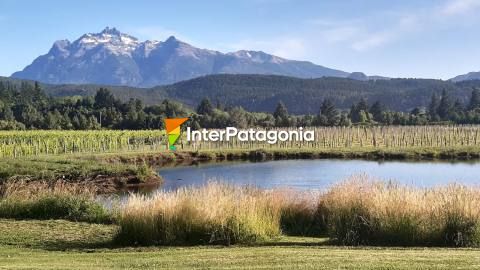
[1, 219, 480, 269]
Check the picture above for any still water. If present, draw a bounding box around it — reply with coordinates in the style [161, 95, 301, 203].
[157, 159, 480, 191]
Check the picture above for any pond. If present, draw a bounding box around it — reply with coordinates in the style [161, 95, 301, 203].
[156, 159, 480, 191]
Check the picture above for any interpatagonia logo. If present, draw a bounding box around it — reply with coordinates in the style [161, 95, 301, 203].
[164, 118, 189, 150]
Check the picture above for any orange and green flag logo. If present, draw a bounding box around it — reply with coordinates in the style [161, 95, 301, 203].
[164, 118, 189, 150]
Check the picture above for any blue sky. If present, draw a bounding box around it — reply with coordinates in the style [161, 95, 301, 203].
[1, 0, 480, 79]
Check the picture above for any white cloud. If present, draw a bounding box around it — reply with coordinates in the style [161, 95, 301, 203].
[351, 32, 395, 52]
[224, 37, 307, 60]
[331, 0, 480, 52]
[305, 16, 400, 52]
[349, 13, 422, 52]
[212, 0, 480, 78]
[306, 18, 364, 43]
[223, 18, 392, 56]
[128, 0, 480, 62]
[440, 0, 480, 15]
[271, 39, 307, 59]
[302, 0, 480, 53]
[322, 26, 362, 43]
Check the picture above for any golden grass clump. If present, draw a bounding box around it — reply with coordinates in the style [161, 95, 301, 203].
[0, 180, 110, 223]
[0, 180, 98, 198]
[115, 177, 480, 247]
[322, 176, 480, 246]
[116, 182, 283, 245]
[4, 176, 478, 247]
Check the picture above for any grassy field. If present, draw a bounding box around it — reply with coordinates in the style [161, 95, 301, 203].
[1, 126, 480, 269]
[1, 219, 480, 270]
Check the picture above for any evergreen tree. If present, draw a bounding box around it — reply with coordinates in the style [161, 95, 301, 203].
[273, 101, 290, 127]
[357, 98, 369, 112]
[34, 81, 42, 97]
[348, 104, 359, 123]
[273, 101, 288, 119]
[349, 99, 368, 123]
[196, 98, 214, 115]
[161, 100, 177, 118]
[453, 99, 464, 113]
[320, 99, 339, 126]
[94, 88, 116, 108]
[451, 99, 465, 122]
[369, 101, 385, 122]
[215, 99, 225, 111]
[437, 89, 452, 120]
[469, 88, 480, 111]
[428, 93, 440, 121]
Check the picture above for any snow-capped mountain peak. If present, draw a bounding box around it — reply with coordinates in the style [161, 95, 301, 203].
[12, 27, 350, 87]
[48, 39, 71, 58]
[137, 40, 161, 57]
[230, 50, 287, 64]
[72, 27, 139, 56]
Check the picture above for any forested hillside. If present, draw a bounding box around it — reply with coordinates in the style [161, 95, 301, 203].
[1, 77, 480, 130]
[159, 75, 479, 114]
[2, 74, 479, 114]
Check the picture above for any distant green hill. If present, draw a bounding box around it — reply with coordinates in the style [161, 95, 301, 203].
[0, 76, 166, 104]
[158, 75, 478, 114]
[2, 74, 478, 114]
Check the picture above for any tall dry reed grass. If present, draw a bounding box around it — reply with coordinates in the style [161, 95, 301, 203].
[323, 176, 480, 246]
[4, 176, 478, 247]
[0, 180, 110, 223]
[115, 177, 480, 247]
[116, 182, 283, 245]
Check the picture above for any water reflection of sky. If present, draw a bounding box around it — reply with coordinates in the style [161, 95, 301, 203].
[157, 159, 480, 191]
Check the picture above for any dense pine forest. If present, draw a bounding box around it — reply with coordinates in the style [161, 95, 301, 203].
[1, 78, 480, 130]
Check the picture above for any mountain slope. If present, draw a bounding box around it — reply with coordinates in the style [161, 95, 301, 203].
[13, 28, 143, 86]
[12, 27, 349, 87]
[451, 72, 480, 82]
